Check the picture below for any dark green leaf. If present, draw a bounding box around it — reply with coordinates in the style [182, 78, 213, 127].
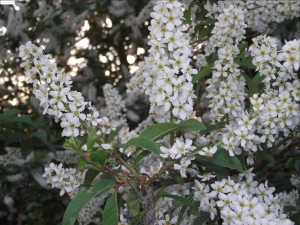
[160, 191, 196, 207]
[1, 116, 36, 127]
[183, 4, 192, 25]
[84, 169, 99, 189]
[169, 171, 185, 185]
[100, 172, 117, 181]
[103, 193, 118, 225]
[200, 123, 225, 135]
[107, 125, 123, 143]
[179, 118, 206, 132]
[237, 58, 256, 69]
[192, 63, 214, 84]
[31, 131, 56, 154]
[284, 205, 297, 213]
[198, 25, 208, 40]
[196, 9, 208, 21]
[202, 18, 215, 25]
[241, 72, 258, 98]
[196, 160, 229, 181]
[62, 179, 115, 225]
[252, 73, 266, 86]
[5, 132, 24, 146]
[63, 138, 77, 152]
[0, 148, 7, 155]
[196, 147, 243, 172]
[127, 191, 140, 218]
[0, 109, 20, 121]
[90, 149, 108, 170]
[234, 42, 248, 63]
[139, 123, 182, 141]
[76, 159, 87, 173]
[134, 150, 151, 167]
[125, 138, 160, 156]
[191, 211, 210, 225]
[177, 205, 188, 225]
[20, 139, 33, 158]
[87, 133, 99, 151]
[194, 24, 201, 35]
[256, 150, 276, 163]
[206, 52, 218, 64]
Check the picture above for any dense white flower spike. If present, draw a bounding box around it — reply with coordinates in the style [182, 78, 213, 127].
[127, 0, 197, 121]
[0, 147, 22, 166]
[19, 41, 119, 138]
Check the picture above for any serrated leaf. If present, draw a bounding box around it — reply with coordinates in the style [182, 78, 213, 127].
[196, 147, 243, 172]
[84, 169, 99, 189]
[134, 150, 151, 167]
[107, 125, 123, 143]
[124, 138, 160, 156]
[20, 139, 33, 158]
[103, 193, 118, 225]
[234, 42, 248, 63]
[62, 179, 115, 225]
[179, 118, 206, 132]
[160, 191, 196, 207]
[90, 149, 108, 170]
[127, 190, 140, 218]
[5, 132, 24, 146]
[169, 171, 184, 185]
[87, 133, 99, 151]
[0, 109, 20, 121]
[200, 123, 224, 135]
[139, 123, 181, 141]
[237, 58, 256, 69]
[192, 63, 214, 84]
[76, 159, 87, 173]
[1, 116, 36, 127]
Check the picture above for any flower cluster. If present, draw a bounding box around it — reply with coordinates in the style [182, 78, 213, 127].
[19, 41, 117, 138]
[127, 0, 197, 121]
[56, 150, 77, 165]
[0, 147, 22, 166]
[193, 172, 293, 224]
[204, 1, 300, 34]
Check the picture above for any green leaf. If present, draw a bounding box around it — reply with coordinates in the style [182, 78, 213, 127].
[87, 133, 99, 151]
[125, 138, 160, 157]
[200, 123, 225, 135]
[84, 169, 99, 189]
[1, 116, 36, 127]
[90, 149, 108, 170]
[139, 123, 181, 141]
[20, 139, 33, 158]
[103, 193, 118, 225]
[192, 63, 214, 84]
[134, 150, 151, 167]
[62, 179, 115, 225]
[283, 205, 297, 213]
[107, 125, 123, 143]
[183, 3, 192, 25]
[31, 131, 56, 154]
[237, 58, 256, 69]
[196, 9, 208, 21]
[198, 25, 208, 40]
[63, 138, 77, 152]
[179, 118, 206, 132]
[160, 191, 196, 207]
[191, 211, 210, 225]
[0, 109, 20, 121]
[169, 171, 184, 185]
[126, 190, 140, 218]
[5, 132, 24, 146]
[241, 72, 258, 98]
[196, 147, 243, 172]
[252, 73, 266, 86]
[76, 159, 87, 173]
[0, 148, 7, 156]
[256, 150, 276, 163]
[202, 18, 215, 25]
[234, 42, 248, 63]
[177, 205, 188, 225]
[196, 160, 229, 181]
[206, 52, 218, 64]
